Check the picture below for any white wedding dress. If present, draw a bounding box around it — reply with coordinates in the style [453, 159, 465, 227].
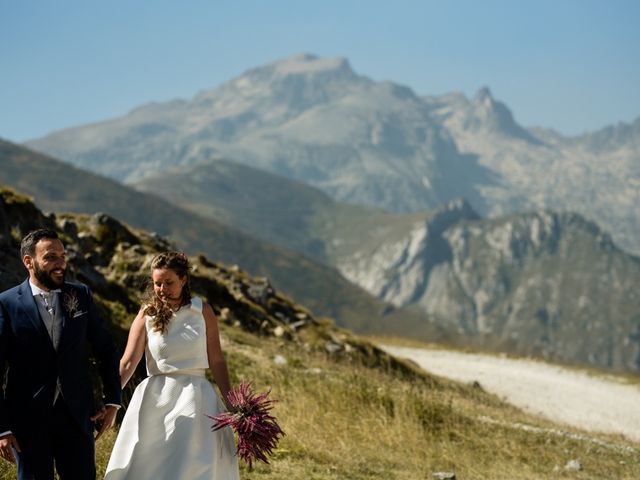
[105, 297, 239, 479]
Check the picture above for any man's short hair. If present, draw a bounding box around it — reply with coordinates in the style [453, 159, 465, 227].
[20, 229, 60, 258]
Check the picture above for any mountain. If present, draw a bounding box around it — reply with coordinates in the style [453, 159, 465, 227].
[26, 53, 490, 215]
[427, 87, 543, 145]
[133, 156, 640, 373]
[26, 53, 640, 255]
[0, 138, 433, 336]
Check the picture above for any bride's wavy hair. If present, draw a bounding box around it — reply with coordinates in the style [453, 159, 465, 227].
[143, 251, 193, 334]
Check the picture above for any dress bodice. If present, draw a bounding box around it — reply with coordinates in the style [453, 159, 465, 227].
[106, 296, 239, 480]
[145, 297, 209, 375]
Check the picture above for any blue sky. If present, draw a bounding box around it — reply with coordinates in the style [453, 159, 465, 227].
[1, 0, 639, 141]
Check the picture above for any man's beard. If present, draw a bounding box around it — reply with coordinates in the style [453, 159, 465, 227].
[33, 260, 65, 290]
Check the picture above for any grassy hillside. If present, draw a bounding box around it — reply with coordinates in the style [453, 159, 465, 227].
[100, 330, 640, 479]
[0, 139, 430, 335]
[0, 188, 638, 479]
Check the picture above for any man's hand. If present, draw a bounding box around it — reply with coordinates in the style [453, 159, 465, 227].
[90, 405, 119, 440]
[0, 433, 20, 464]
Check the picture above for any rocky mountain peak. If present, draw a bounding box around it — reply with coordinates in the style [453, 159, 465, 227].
[190, 53, 368, 120]
[472, 86, 509, 122]
[473, 86, 495, 108]
[268, 53, 353, 77]
[576, 116, 640, 153]
[435, 197, 479, 218]
[424, 198, 480, 237]
[467, 87, 542, 145]
[231, 53, 363, 88]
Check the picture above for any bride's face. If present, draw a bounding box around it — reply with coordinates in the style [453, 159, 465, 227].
[152, 268, 186, 307]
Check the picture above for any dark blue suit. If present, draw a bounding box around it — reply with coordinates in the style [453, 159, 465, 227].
[0, 279, 121, 479]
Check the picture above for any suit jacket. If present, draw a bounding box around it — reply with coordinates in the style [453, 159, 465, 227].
[0, 279, 121, 436]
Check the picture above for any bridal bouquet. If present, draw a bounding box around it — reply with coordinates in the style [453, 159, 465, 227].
[209, 382, 285, 468]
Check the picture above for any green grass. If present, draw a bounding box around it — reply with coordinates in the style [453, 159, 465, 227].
[1, 327, 639, 479]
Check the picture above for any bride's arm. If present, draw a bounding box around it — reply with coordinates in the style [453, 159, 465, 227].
[119, 308, 147, 389]
[203, 302, 233, 405]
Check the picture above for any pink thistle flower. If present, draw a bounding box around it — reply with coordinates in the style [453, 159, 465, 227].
[208, 381, 285, 468]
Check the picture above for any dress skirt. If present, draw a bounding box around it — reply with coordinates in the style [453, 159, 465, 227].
[104, 371, 239, 480]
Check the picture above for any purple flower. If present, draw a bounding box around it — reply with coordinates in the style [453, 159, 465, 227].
[208, 381, 285, 468]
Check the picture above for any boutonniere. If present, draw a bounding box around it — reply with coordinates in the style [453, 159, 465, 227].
[63, 291, 83, 318]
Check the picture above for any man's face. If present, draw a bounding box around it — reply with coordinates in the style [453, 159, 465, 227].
[24, 238, 67, 290]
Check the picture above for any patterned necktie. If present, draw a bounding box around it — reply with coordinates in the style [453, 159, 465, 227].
[41, 292, 62, 349]
[41, 292, 55, 317]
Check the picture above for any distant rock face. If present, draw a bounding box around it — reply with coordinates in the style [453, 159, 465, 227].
[431, 87, 543, 146]
[424, 88, 640, 255]
[339, 199, 479, 305]
[340, 204, 640, 372]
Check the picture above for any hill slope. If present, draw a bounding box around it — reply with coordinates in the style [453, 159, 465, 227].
[133, 158, 434, 265]
[0, 188, 638, 479]
[0, 138, 429, 335]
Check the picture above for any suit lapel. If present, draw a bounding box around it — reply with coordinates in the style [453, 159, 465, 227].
[58, 282, 72, 351]
[17, 279, 52, 341]
[58, 282, 82, 352]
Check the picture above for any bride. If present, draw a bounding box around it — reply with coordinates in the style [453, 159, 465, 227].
[104, 252, 239, 479]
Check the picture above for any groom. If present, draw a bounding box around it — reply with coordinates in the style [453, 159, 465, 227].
[0, 229, 121, 479]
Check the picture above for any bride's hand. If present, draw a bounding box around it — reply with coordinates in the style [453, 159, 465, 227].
[222, 394, 238, 414]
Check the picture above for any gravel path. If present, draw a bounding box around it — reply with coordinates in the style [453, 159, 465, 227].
[382, 345, 640, 443]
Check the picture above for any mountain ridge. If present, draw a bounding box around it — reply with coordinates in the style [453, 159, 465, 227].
[24, 53, 640, 254]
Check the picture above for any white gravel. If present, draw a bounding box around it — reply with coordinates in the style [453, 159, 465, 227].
[382, 345, 640, 443]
